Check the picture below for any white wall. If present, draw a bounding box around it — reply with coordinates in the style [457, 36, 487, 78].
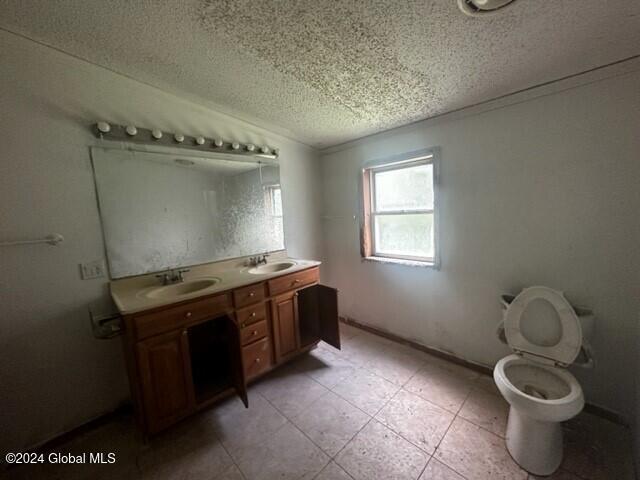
[0, 30, 322, 453]
[320, 66, 640, 420]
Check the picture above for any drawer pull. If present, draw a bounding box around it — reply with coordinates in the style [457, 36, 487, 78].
[252, 330, 258, 336]
[255, 358, 261, 364]
[185, 312, 192, 318]
[250, 312, 256, 317]
[249, 291, 255, 297]
[241, 322, 246, 328]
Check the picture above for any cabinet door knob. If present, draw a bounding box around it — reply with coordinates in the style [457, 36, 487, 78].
[241, 322, 246, 328]
[255, 358, 261, 364]
[185, 312, 192, 318]
[182, 330, 188, 336]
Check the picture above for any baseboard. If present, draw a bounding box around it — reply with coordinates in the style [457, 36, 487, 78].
[339, 316, 628, 427]
[339, 316, 492, 376]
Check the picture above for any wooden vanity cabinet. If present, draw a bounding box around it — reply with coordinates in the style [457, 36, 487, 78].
[122, 265, 339, 435]
[136, 329, 194, 432]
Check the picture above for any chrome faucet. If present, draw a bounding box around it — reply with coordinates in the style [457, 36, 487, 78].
[155, 268, 190, 285]
[248, 254, 269, 267]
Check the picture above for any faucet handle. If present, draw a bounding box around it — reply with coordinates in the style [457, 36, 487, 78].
[155, 273, 170, 285]
[177, 269, 190, 281]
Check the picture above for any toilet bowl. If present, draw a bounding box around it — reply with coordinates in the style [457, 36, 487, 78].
[493, 286, 587, 476]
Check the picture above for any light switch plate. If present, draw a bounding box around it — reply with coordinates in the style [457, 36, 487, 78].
[80, 259, 106, 280]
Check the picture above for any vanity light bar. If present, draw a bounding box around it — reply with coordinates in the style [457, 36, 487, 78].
[92, 122, 279, 159]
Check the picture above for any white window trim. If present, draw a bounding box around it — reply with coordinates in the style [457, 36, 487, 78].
[359, 147, 441, 269]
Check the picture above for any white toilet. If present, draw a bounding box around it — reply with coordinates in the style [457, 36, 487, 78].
[493, 286, 590, 476]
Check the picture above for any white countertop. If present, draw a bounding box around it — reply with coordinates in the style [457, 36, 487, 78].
[110, 253, 321, 315]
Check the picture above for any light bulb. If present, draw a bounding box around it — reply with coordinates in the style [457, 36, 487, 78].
[213, 139, 223, 147]
[246, 144, 256, 152]
[261, 146, 270, 154]
[151, 129, 163, 140]
[125, 125, 137, 136]
[195, 136, 205, 145]
[231, 142, 240, 150]
[97, 121, 111, 134]
[174, 133, 184, 143]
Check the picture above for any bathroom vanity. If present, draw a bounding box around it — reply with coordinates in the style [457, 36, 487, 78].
[91, 139, 339, 434]
[112, 260, 339, 434]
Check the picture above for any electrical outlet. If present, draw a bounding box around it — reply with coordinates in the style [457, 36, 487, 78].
[80, 259, 106, 280]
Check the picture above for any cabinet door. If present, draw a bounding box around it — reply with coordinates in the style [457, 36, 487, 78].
[226, 317, 249, 408]
[298, 285, 341, 350]
[271, 291, 300, 362]
[136, 329, 194, 433]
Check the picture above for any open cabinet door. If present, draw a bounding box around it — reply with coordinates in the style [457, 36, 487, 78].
[226, 317, 248, 408]
[317, 285, 340, 350]
[298, 284, 340, 350]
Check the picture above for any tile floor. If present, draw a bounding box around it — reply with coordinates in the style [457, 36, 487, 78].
[3, 322, 634, 480]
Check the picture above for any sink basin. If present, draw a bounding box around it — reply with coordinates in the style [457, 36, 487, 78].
[143, 278, 221, 299]
[248, 261, 297, 275]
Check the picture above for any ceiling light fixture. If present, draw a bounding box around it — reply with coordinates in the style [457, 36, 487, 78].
[457, 0, 516, 16]
[92, 123, 279, 159]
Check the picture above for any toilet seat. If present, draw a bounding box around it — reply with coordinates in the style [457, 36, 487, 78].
[504, 286, 582, 367]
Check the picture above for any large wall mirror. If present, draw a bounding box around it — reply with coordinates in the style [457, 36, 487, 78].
[91, 146, 284, 278]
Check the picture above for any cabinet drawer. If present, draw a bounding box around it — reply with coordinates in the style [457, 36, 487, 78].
[242, 338, 272, 379]
[236, 303, 267, 327]
[233, 283, 266, 308]
[134, 293, 232, 340]
[240, 319, 269, 346]
[268, 267, 319, 296]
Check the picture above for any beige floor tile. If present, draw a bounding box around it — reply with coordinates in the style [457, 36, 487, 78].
[420, 459, 465, 479]
[435, 417, 527, 480]
[364, 345, 426, 386]
[339, 322, 363, 340]
[294, 348, 357, 389]
[233, 422, 328, 480]
[458, 387, 509, 437]
[208, 393, 288, 453]
[216, 464, 246, 480]
[332, 368, 400, 416]
[335, 420, 429, 480]
[421, 354, 481, 381]
[473, 373, 500, 395]
[529, 469, 582, 480]
[375, 389, 454, 454]
[404, 363, 474, 413]
[138, 418, 234, 480]
[253, 368, 329, 419]
[291, 391, 370, 457]
[314, 461, 353, 480]
[561, 412, 634, 480]
[338, 334, 391, 368]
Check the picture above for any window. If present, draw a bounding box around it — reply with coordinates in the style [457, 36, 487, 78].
[361, 151, 438, 265]
[265, 185, 282, 217]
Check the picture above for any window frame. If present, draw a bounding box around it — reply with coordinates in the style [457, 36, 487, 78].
[360, 148, 440, 268]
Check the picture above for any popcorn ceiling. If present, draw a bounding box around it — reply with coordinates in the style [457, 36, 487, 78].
[2, 0, 638, 147]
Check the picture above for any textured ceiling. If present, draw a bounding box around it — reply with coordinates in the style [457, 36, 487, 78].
[2, 0, 639, 148]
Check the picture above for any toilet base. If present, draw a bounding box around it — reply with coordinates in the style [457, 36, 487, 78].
[505, 407, 563, 476]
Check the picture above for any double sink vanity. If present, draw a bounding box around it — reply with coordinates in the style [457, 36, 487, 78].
[111, 256, 340, 434]
[91, 140, 339, 434]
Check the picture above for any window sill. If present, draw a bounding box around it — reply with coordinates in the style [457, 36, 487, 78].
[363, 256, 438, 269]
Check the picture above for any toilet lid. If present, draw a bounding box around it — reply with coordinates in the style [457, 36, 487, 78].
[504, 286, 582, 367]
